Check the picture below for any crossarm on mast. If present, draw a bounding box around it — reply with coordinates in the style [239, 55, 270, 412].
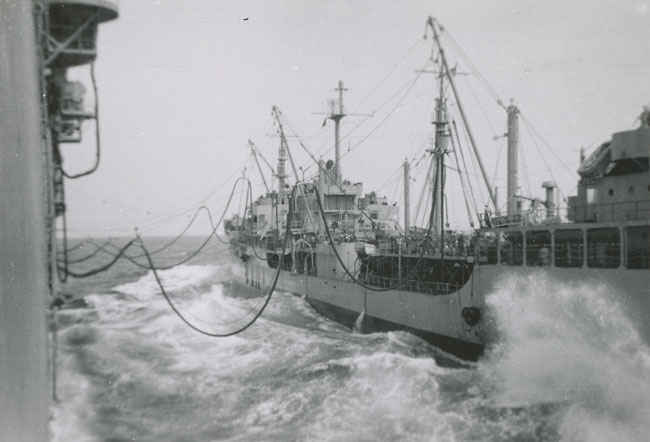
[425, 17, 498, 210]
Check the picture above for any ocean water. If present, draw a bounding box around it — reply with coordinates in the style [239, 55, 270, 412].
[50, 237, 650, 442]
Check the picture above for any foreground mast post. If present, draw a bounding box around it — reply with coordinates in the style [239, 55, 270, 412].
[403, 159, 411, 232]
[0, 2, 50, 440]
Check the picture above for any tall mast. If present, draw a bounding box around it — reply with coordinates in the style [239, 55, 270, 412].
[248, 139, 270, 193]
[506, 101, 520, 217]
[403, 159, 410, 232]
[426, 17, 497, 209]
[272, 106, 316, 230]
[273, 105, 288, 193]
[330, 80, 347, 184]
[431, 51, 449, 240]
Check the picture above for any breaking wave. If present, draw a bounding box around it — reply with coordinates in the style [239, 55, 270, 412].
[481, 273, 650, 442]
[51, 253, 650, 442]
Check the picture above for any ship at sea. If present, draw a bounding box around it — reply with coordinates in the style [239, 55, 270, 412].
[225, 16, 650, 361]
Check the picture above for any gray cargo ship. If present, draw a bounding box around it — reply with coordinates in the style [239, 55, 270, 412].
[226, 17, 650, 361]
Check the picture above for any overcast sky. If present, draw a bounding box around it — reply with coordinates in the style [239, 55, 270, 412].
[63, 0, 650, 237]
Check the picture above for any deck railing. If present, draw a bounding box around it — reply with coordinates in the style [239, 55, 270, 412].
[490, 199, 650, 227]
[365, 274, 461, 295]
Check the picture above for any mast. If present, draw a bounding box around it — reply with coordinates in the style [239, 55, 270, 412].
[426, 17, 498, 209]
[431, 52, 449, 242]
[272, 106, 316, 230]
[506, 101, 520, 217]
[403, 159, 410, 232]
[248, 139, 270, 193]
[274, 105, 288, 193]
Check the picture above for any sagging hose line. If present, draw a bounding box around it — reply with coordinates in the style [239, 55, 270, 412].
[66, 238, 116, 264]
[116, 177, 247, 271]
[238, 179, 268, 262]
[313, 187, 392, 292]
[74, 203, 229, 265]
[63, 201, 227, 266]
[62, 177, 247, 278]
[312, 186, 443, 293]
[61, 238, 139, 278]
[65, 237, 96, 253]
[138, 184, 297, 337]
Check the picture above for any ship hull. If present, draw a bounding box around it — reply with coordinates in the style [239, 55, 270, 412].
[230, 248, 650, 361]
[231, 251, 486, 361]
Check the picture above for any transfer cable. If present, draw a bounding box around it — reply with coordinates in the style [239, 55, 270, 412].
[139, 185, 297, 337]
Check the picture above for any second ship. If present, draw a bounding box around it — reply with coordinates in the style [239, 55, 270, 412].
[225, 17, 650, 361]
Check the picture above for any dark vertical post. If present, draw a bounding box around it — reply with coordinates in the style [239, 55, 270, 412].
[0, 1, 50, 440]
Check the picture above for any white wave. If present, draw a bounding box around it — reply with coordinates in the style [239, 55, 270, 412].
[49, 347, 98, 442]
[112, 264, 221, 300]
[302, 352, 455, 441]
[481, 273, 650, 442]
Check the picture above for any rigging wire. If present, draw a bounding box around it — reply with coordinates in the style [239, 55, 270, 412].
[441, 24, 575, 188]
[448, 122, 477, 228]
[305, 72, 425, 170]
[440, 27, 505, 109]
[341, 72, 424, 160]
[521, 120, 568, 203]
[121, 161, 244, 235]
[490, 142, 505, 192]
[459, 74, 500, 140]
[452, 120, 481, 219]
[519, 112, 575, 178]
[519, 136, 533, 197]
[357, 37, 425, 106]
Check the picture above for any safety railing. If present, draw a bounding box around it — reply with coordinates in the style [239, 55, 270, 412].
[364, 274, 461, 295]
[490, 200, 650, 227]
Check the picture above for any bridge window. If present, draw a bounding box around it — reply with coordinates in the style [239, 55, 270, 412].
[526, 230, 552, 266]
[626, 226, 649, 269]
[554, 229, 583, 267]
[587, 228, 620, 268]
[500, 231, 523, 265]
[587, 187, 597, 204]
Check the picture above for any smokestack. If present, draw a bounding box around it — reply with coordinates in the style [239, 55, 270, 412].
[542, 181, 556, 219]
[506, 100, 520, 217]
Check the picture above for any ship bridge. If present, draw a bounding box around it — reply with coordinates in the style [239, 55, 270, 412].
[568, 107, 650, 224]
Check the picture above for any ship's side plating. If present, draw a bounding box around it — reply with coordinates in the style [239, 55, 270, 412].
[233, 242, 486, 361]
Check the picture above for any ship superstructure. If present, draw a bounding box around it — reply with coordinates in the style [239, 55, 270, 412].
[226, 17, 650, 360]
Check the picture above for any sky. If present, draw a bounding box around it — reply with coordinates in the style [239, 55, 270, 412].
[62, 0, 650, 237]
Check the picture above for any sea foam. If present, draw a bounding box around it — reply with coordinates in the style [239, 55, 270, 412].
[481, 273, 650, 442]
